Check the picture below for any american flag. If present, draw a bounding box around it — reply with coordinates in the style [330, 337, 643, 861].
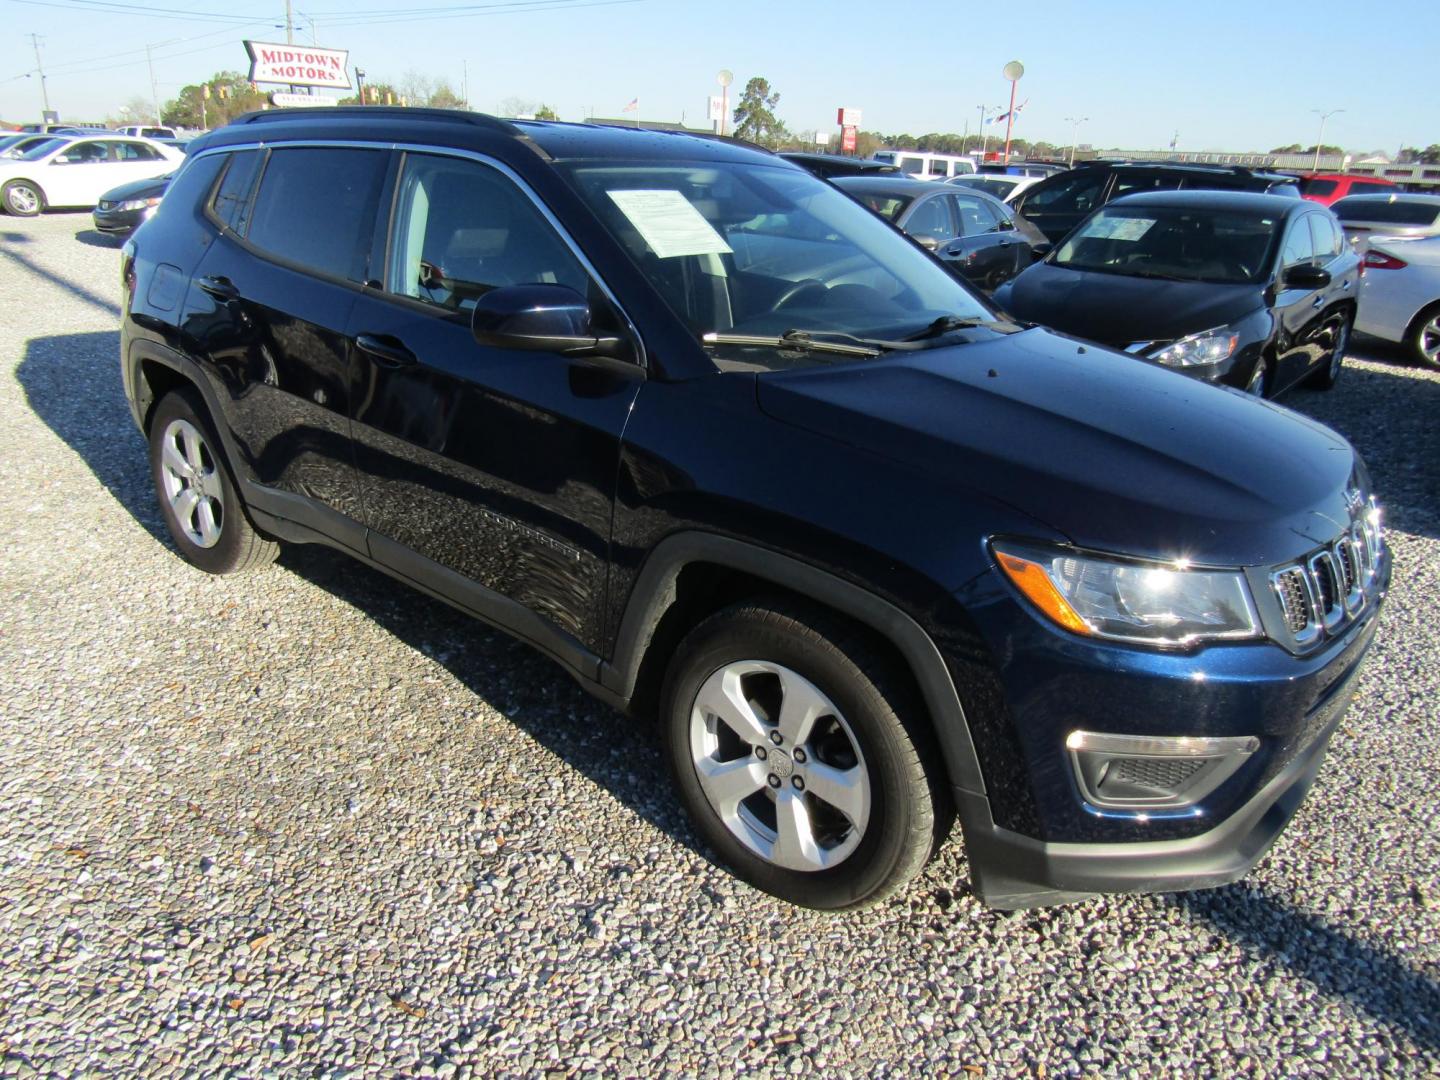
[623, 98, 638, 113]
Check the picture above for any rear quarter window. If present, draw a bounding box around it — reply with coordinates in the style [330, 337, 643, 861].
[208, 149, 264, 233]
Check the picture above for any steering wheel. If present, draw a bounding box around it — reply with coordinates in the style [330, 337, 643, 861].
[773, 279, 828, 311]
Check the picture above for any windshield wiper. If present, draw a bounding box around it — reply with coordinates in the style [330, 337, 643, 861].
[900, 315, 1023, 341]
[703, 330, 885, 358]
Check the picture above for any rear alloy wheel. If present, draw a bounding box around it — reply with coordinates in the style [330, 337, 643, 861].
[662, 601, 943, 910]
[1410, 305, 1440, 370]
[148, 390, 278, 574]
[3, 181, 43, 217]
[1308, 312, 1352, 390]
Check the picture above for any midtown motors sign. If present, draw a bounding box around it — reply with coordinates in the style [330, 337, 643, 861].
[244, 41, 351, 89]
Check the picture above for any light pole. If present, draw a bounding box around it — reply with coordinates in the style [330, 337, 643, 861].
[1001, 61, 1024, 164]
[355, 68, 366, 105]
[1065, 116, 1089, 167]
[29, 34, 50, 118]
[1311, 108, 1344, 171]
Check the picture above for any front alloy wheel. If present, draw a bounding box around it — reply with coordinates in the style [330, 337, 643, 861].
[689, 661, 871, 872]
[662, 601, 943, 910]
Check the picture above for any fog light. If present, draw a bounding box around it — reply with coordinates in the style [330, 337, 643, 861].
[1066, 731, 1259, 811]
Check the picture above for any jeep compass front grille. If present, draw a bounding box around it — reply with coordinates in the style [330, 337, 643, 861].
[1270, 496, 1383, 649]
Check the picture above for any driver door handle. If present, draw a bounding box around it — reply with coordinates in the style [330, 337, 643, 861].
[355, 333, 418, 369]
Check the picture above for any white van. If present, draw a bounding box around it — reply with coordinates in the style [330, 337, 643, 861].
[869, 150, 976, 180]
[116, 125, 177, 140]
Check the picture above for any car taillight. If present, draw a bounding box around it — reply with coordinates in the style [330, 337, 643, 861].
[1363, 250, 1408, 270]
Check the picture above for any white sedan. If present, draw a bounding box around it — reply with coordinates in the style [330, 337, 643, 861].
[0, 134, 184, 217]
[1356, 235, 1440, 369]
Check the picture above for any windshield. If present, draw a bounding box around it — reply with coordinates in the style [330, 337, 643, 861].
[1054, 205, 1280, 284]
[559, 160, 989, 363]
[17, 138, 66, 162]
[951, 176, 1016, 200]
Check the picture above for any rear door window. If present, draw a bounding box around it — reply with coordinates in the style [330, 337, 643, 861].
[245, 146, 390, 282]
[904, 196, 954, 242]
[1018, 169, 1106, 214]
[951, 193, 1001, 236]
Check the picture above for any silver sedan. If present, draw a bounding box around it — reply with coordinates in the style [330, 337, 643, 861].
[1355, 235, 1440, 368]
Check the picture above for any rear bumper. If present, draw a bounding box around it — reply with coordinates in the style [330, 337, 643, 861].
[960, 659, 1359, 909]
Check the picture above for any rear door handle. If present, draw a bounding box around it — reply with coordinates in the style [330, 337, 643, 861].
[355, 333, 418, 369]
[197, 275, 239, 301]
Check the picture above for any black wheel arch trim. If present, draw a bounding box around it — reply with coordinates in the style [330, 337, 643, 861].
[601, 531, 989, 800]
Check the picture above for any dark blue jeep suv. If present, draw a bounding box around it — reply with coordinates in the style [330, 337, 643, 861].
[118, 108, 1388, 910]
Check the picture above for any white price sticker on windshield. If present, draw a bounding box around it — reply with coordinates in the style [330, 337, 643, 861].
[1087, 217, 1156, 242]
[607, 189, 733, 259]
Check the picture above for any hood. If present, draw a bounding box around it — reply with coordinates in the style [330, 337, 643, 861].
[998, 263, 1264, 346]
[98, 174, 173, 202]
[757, 328, 1359, 568]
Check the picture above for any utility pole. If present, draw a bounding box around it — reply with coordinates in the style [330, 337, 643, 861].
[462, 59, 469, 109]
[29, 34, 51, 117]
[145, 43, 161, 125]
[285, 0, 294, 44]
[1312, 108, 1344, 172]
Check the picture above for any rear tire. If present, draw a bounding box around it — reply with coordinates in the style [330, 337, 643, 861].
[148, 390, 278, 574]
[1409, 303, 1440, 370]
[1307, 311, 1352, 390]
[660, 600, 943, 910]
[3, 180, 43, 217]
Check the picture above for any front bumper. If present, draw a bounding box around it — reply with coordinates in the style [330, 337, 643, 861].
[960, 653, 1360, 908]
[950, 538, 1387, 908]
[92, 205, 153, 234]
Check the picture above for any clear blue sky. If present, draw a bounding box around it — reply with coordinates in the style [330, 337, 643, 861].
[2, 0, 1435, 155]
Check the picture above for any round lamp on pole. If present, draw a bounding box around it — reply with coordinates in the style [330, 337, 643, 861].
[1001, 61, 1024, 165]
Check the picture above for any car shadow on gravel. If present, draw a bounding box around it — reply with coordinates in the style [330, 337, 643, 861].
[18, 332, 706, 865]
[1172, 886, 1440, 1053]
[17, 331, 168, 544]
[0, 244, 120, 318]
[74, 228, 124, 249]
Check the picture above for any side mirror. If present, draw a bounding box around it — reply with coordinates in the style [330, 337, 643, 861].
[1283, 264, 1331, 289]
[1032, 241, 1054, 259]
[995, 218, 1016, 232]
[915, 235, 940, 252]
[471, 284, 640, 374]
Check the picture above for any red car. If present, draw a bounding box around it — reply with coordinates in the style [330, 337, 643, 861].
[1296, 172, 1395, 207]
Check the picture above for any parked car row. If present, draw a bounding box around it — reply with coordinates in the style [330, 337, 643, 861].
[0, 133, 182, 217]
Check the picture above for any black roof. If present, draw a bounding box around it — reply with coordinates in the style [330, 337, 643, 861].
[778, 152, 900, 177]
[1107, 189, 1316, 216]
[1076, 159, 1297, 184]
[829, 175, 948, 201]
[193, 106, 776, 166]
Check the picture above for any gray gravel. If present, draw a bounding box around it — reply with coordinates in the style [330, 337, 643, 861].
[1, 212, 1437, 1078]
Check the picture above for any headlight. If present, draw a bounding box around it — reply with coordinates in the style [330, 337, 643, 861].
[1150, 326, 1239, 367]
[992, 540, 1261, 646]
[117, 197, 162, 212]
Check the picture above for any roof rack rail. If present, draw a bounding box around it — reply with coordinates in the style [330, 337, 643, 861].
[230, 106, 520, 136]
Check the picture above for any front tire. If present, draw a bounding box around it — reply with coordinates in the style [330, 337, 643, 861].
[3, 180, 43, 217]
[148, 390, 278, 574]
[661, 601, 943, 910]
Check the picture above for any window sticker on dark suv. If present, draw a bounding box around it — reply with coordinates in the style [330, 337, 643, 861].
[244, 147, 389, 282]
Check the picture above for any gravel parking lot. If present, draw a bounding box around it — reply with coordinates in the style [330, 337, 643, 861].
[1, 212, 1437, 1078]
